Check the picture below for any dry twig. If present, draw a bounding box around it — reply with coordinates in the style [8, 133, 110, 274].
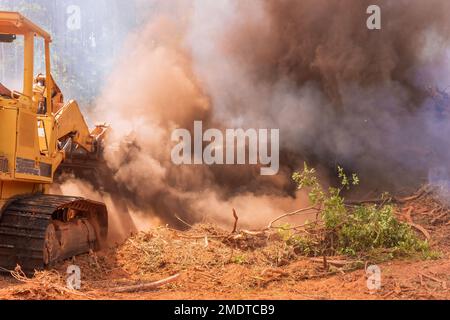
[231, 209, 239, 234]
[175, 214, 193, 228]
[267, 206, 320, 230]
[10, 266, 92, 299]
[345, 186, 430, 206]
[408, 223, 431, 241]
[309, 257, 359, 267]
[110, 274, 180, 293]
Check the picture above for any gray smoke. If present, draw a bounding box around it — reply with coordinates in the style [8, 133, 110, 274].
[187, 0, 450, 191]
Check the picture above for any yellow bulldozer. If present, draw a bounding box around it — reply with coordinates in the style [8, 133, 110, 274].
[0, 12, 108, 273]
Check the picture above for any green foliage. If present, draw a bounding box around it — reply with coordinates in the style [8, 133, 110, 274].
[289, 234, 320, 256]
[338, 204, 429, 257]
[275, 223, 317, 255]
[290, 163, 432, 260]
[276, 223, 293, 242]
[292, 163, 324, 205]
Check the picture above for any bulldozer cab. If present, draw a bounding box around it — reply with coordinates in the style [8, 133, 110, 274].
[0, 11, 108, 187]
[0, 12, 74, 191]
[0, 12, 60, 188]
[0, 11, 54, 115]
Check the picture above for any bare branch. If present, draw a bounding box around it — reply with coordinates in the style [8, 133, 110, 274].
[110, 274, 181, 293]
[174, 214, 193, 228]
[231, 208, 239, 234]
[267, 206, 320, 229]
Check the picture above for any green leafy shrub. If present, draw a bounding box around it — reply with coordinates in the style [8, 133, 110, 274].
[290, 163, 431, 260]
[338, 204, 429, 257]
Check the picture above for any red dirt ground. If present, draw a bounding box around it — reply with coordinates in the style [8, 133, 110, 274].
[0, 192, 449, 300]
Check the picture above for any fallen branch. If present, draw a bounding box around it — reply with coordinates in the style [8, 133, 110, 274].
[420, 273, 441, 283]
[408, 222, 431, 241]
[420, 273, 446, 289]
[345, 186, 430, 206]
[267, 206, 320, 230]
[310, 258, 361, 267]
[431, 212, 449, 224]
[401, 207, 431, 240]
[110, 274, 180, 293]
[240, 229, 267, 236]
[172, 232, 226, 240]
[274, 219, 325, 231]
[396, 189, 428, 203]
